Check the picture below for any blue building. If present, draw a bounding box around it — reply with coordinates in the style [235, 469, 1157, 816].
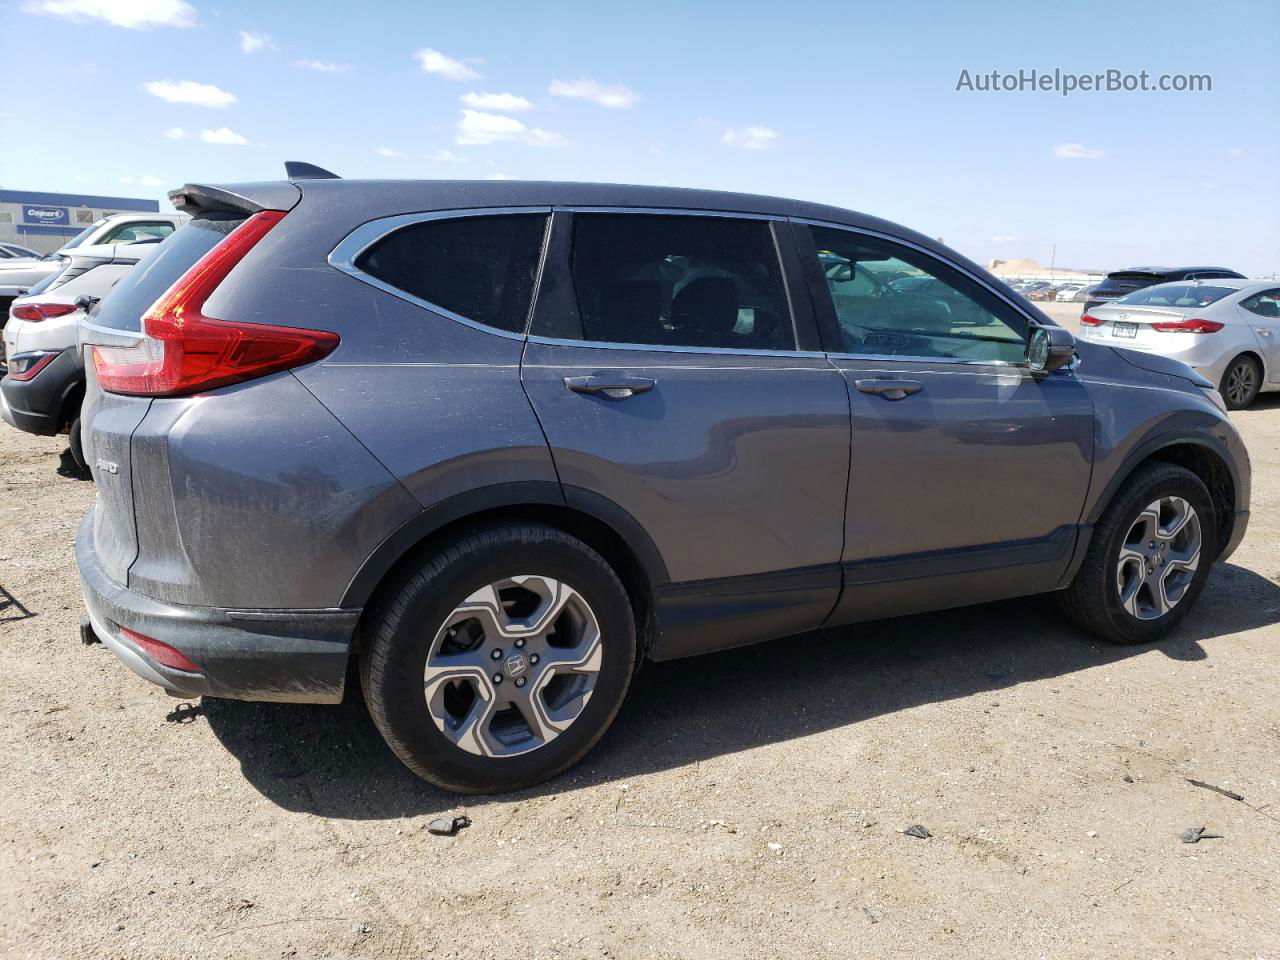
[0, 189, 161, 254]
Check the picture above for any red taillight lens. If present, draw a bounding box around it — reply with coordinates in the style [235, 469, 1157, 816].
[1080, 313, 1103, 326]
[11, 302, 78, 322]
[1150, 317, 1224, 334]
[117, 626, 202, 673]
[92, 210, 339, 397]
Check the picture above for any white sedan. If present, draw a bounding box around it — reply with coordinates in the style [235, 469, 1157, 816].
[1079, 279, 1279, 409]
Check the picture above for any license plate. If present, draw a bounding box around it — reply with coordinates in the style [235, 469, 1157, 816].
[1112, 322, 1138, 338]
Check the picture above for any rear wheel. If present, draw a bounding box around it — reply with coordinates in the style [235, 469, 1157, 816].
[68, 417, 87, 472]
[1219, 355, 1261, 410]
[1058, 463, 1216, 644]
[362, 524, 637, 793]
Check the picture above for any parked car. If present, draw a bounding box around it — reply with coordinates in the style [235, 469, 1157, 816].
[1056, 284, 1086, 302]
[76, 173, 1250, 794]
[1083, 266, 1245, 312]
[0, 242, 40, 259]
[1, 243, 157, 469]
[1072, 284, 1098, 303]
[1080, 279, 1280, 409]
[0, 213, 185, 322]
[1027, 286, 1062, 301]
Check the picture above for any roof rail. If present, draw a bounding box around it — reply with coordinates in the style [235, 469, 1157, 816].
[284, 161, 340, 180]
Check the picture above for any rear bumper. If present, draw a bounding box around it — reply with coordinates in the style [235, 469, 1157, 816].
[0, 348, 81, 436]
[76, 510, 360, 703]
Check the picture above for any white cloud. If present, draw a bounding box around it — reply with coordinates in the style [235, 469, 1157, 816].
[82, 61, 98, 74]
[991, 235, 1017, 243]
[430, 148, 468, 163]
[1053, 142, 1104, 160]
[238, 30, 272, 54]
[415, 48, 480, 81]
[163, 125, 188, 139]
[486, 173, 513, 180]
[455, 110, 565, 147]
[721, 126, 779, 150]
[291, 59, 350, 74]
[548, 78, 640, 109]
[375, 146, 405, 157]
[200, 126, 247, 145]
[24, 0, 197, 29]
[1226, 146, 1245, 159]
[143, 79, 236, 108]
[460, 91, 534, 113]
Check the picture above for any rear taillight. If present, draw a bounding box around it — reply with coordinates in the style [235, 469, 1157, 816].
[1080, 313, 1102, 326]
[92, 210, 339, 397]
[1150, 317, 1224, 334]
[117, 626, 202, 673]
[11, 302, 78, 322]
[5, 351, 59, 382]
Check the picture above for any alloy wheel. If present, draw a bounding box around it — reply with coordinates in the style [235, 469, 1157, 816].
[1224, 361, 1258, 407]
[1115, 496, 1202, 621]
[423, 576, 603, 758]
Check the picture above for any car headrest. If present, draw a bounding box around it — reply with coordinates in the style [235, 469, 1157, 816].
[671, 277, 737, 345]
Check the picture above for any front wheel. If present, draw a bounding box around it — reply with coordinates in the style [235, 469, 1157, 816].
[362, 524, 637, 794]
[1058, 463, 1216, 644]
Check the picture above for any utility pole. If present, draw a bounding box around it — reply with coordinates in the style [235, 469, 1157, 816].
[1050, 243, 1057, 282]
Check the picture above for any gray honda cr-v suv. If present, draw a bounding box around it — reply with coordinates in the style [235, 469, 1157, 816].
[76, 169, 1251, 793]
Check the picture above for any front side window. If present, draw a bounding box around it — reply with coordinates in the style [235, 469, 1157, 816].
[539, 213, 794, 351]
[810, 226, 1026, 363]
[1241, 288, 1280, 318]
[355, 213, 547, 333]
[101, 221, 176, 245]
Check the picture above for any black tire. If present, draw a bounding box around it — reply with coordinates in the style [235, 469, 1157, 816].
[1057, 462, 1217, 644]
[362, 523, 637, 794]
[68, 417, 87, 472]
[1219, 354, 1262, 410]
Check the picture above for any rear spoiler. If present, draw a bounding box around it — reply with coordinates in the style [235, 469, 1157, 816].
[168, 181, 302, 217]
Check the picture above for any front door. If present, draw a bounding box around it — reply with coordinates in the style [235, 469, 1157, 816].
[796, 223, 1095, 623]
[520, 211, 851, 658]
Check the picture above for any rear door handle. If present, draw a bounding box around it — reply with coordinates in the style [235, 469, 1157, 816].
[854, 378, 924, 400]
[564, 376, 656, 399]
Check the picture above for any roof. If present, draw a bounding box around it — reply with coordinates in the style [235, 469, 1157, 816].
[0, 189, 160, 212]
[1108, 266, 1240, 276]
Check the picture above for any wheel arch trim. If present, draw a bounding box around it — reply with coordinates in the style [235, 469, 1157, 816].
[339, 481, 670, 609]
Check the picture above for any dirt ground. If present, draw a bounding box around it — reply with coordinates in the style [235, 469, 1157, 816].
[2, 305, 1278, 959]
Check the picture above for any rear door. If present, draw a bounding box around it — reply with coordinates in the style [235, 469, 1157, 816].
[1239, 287, 1280, 381]
[796, 222, 1095, 623]
[520, 210, 851, 657]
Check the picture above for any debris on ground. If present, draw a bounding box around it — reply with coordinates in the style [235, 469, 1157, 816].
[427, 815, 471, 836]
[1186, 778, 1244, 802]
[1122, 774, 1134, 783]
[901, 824, 931, 839]
[1179, 826, 1223, 844]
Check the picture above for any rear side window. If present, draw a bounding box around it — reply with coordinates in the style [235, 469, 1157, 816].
[539, 213, 794, 351]
[91, 216, 242, 332]
[100, 221, 176, 244]
[355, 214, 548, 333]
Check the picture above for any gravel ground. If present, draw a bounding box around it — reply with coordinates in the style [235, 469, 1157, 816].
[3, 310, 1278, 959]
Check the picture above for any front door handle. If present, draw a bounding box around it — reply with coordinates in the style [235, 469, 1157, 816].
[564, 375, 656, 399]
[854, 378, 924, 400]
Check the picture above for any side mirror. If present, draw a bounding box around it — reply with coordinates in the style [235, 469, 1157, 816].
[1027, 324, 1075, 373]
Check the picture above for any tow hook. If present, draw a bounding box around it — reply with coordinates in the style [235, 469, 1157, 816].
[79, 617, 101, 646]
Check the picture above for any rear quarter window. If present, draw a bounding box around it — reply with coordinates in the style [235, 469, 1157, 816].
[91, 216, 242, 332]
[354, 213, 548, 333]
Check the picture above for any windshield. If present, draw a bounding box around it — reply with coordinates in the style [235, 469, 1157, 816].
[1117, 284, 1236, 308]
[56, 221, 104, 254]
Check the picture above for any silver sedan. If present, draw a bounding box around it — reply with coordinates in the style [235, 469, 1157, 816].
[1079, 279, 1280, 409]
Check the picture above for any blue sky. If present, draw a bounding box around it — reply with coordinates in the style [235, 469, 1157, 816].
[1, 0, 1277, 274]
